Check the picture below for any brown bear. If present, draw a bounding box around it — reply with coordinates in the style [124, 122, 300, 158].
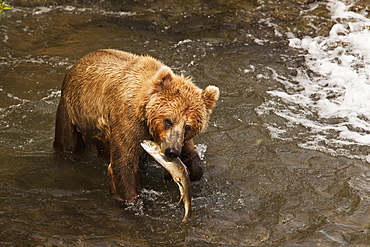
[53, 49, 219, 202]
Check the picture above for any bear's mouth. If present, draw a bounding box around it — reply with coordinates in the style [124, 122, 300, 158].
[164, 147, 181, 159]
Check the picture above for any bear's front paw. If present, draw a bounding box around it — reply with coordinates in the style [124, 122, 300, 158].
[180, 152, 203, 182]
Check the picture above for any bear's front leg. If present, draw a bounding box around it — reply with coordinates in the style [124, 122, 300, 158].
[108, 137, 140, 202]
[180, 139, 203, 181]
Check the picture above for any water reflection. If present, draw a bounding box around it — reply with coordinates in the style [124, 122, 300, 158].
[1, 0, 370, 245]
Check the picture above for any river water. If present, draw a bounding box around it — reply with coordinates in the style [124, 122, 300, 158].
[1, 0, 370, 245]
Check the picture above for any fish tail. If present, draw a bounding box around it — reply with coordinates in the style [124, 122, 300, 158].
[182, 208, 193, 223]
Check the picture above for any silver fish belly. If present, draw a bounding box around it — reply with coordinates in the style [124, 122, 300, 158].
[141, 140, 192, 222]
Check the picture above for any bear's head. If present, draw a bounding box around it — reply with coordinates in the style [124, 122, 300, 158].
[144, 66, 219, 159]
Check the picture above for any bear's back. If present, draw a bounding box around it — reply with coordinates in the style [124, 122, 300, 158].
[60, 49, 167, 132]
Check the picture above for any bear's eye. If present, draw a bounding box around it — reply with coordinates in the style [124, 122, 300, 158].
[185, 125, 192, 133]
[163, 118, 173, 129]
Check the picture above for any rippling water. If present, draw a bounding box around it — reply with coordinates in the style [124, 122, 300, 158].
[2, 0, 370, 245]
[257, 0, 370, 162]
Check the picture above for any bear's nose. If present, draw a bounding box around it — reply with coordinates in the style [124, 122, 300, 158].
[165, 148, 181, 159]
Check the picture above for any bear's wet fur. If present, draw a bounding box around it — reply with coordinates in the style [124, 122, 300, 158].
[54, 49, 219, 202]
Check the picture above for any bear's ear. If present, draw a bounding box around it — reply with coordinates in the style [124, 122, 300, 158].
[202, 85, 220, 110]
[153, 66, 173, 91]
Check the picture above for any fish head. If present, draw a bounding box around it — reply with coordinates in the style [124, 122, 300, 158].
[140, 140, 161, 155]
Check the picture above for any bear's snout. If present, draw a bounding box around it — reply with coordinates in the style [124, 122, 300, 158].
[165, 147, 181, 159]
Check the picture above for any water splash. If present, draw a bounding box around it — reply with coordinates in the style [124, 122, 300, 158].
[256, 0, 370, 162]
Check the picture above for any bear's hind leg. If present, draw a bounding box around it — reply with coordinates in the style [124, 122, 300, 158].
[53, 98, 86, 153]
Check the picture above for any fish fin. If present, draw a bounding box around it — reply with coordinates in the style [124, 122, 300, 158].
[178, 194, 184, 204]
[175, 178, 183, 188]
[175, 179, 184, 204]
[160, 154, 171, 162]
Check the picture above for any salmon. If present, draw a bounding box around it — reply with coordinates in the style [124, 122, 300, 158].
[141, 140, 192, 222]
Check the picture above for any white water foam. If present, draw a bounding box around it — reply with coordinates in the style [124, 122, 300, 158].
[195, 143, 207, 160]
[256, 0, 370, 162]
